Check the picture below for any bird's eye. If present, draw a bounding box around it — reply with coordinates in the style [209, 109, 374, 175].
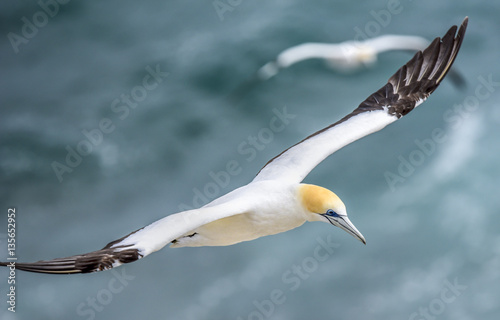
[326, 209, 339, 217]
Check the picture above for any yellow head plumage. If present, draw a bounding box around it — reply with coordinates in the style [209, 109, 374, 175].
[298, 184, 346, 215]
[298, 184, 365, 244]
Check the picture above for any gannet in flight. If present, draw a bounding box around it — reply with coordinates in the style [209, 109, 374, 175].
[0, 18, 468, 274]
[257, 35, 431, 78]
[257, 34, 464, 84]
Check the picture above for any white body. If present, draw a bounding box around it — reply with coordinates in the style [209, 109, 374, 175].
[172, 181, 307, 247]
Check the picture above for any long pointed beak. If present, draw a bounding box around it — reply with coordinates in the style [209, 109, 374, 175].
[326, 215, 366, 245]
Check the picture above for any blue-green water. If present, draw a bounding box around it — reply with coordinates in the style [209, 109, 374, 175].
[1, 1, 499, 319]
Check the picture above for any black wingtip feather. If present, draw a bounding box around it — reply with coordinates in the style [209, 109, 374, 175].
[355, 17, 468, 119]
[0, 247, 142, 274]
[0, 225, 146, 274]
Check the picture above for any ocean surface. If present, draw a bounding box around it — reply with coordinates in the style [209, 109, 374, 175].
[1, 1, 499, 319]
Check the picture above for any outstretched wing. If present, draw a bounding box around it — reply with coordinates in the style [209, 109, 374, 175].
[252, 43, 349, 82]
[0, 201, 247, 274]
[253, 18, 468, 183]
[228, 42, 348, 103]
[275, 42, 348, 68]
[363, 34, 430, 53]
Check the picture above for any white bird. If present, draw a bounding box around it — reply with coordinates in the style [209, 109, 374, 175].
[257, 34, 464, 82]
[0, 18, 467, 274]
[257, 35, 431, 79]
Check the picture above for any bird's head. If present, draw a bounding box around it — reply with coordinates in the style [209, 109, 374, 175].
[298, 184, 366, 244]
[355, 44, 377, 67]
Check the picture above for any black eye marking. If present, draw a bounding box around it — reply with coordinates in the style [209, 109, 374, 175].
[326, 209, 339, 218]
